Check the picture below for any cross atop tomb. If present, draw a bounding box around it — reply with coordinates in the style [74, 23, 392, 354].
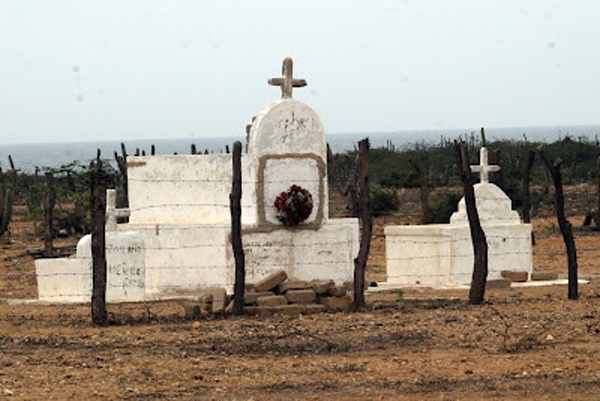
[268, 57, 307, 99]
[106, 189, 130, 231]
[470, 147, 500, 183]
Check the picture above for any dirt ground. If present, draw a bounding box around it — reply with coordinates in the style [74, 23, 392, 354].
[1, 186, 600, 400]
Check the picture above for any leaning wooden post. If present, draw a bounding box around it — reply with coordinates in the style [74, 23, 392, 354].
[455, 141, 488, 304]
[230, 141, 246, 315]
[43, 173, 55, 257]
[90, 161, 108, 325]
[114, 143, 128, 208]
[408, 157, 433, 224]
[353, 138, 372, 310]
[538, 147, 578, 300]
[522, 150, 536, 245]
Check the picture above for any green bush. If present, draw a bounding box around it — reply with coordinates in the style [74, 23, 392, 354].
[370, 187, 399, 217]
[430, 192, 463, 223]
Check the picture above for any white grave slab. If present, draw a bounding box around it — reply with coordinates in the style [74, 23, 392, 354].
[35, 58, 359, 302]
[36, 230, 145, 303]
[385, 148, 532, 287]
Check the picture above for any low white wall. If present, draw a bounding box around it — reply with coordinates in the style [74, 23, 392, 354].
[127, 155, 258, 226]
[385, 223, 532, 287]
[128, 218, 359, 296]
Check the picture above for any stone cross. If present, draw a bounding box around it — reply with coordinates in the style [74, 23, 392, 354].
[470, 147, 500, 183]
[268, 57, 307, 99]
[106, 189, 130, 231]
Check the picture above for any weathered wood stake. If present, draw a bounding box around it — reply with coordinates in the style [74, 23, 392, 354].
[90, 162, 108, 325]
[455, 141, 488, 304]
[538, 147, 578, 300]
[353, 138, 372, 310]
[230, 141, 246, 315]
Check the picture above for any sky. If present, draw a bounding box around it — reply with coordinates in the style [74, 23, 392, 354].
[1, 0, 599, 145]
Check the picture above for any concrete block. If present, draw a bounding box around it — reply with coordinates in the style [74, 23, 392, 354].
[304, 304, 326, 315]
[255, 306, 275, 318]
[244, 291, 274, 305]
[531, 271, 559, 281]
[279, 280, 310, 293]
[319, 294, 352, 311]
[253, 270, 288, 292]
[485, 279, 511, 289]
[285, 289, 316, 304]
[207, 288, 228, 313]
[311, 279, 335, 295]
[328, 286, 347, 297]
[273, 304, 305, 316]
[256, 295, 288, 307]
[501, 270, 529, 282]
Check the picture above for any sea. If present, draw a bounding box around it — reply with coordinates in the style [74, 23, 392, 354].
[2, 125, 599, 173]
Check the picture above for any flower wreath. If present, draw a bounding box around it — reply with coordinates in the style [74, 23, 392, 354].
[273, 184, 314, 226]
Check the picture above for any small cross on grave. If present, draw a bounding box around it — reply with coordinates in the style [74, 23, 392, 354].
[470, 147, 500, 183]
[268, 57, 307, 99]
[106, 189, 130, 231]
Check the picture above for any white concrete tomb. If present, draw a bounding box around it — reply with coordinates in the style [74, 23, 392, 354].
[35, 58, 359, 302]
[384, 147, 532, 287]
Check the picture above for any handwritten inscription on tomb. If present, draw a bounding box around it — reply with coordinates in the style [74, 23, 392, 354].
[244, 238, 291, 279]
[105, 235, 145, 299]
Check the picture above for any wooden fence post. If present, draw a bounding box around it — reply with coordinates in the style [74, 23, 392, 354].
[538, 147, 578, 300]
[43, 173, 55, 257]
[230, 141, 245, 315]
[455, 141, 488, 304]
[353, 138, 372, 310]
[114, 142, 128, 208]
[90, 161, 108, 325]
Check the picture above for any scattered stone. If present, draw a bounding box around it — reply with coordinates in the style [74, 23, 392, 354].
[3, 388, 14, 396]
[279, 280, 310, 293]
[486, 279, 511, 289]
[285, 289, 317, 304]
[304, 304, 327, 315]
[192, 321, 201, 329]
[532, 271, 559, 281]
[256, 295, 288, 307]
[545, 334, 555, 341]
[328, 286, 347, 297]
[319, 294, 352, 311]
[244, 291, 275, 305]
[273, 304, 305, 316]
[311, 279, 335, 295]
[501, 270, 529, 282]
[253, 270, 288, 292]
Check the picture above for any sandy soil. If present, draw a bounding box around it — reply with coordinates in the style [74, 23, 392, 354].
[1, 187, 599, 400]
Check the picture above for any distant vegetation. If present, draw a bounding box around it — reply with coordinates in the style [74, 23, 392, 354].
[329, 135, 600, 219]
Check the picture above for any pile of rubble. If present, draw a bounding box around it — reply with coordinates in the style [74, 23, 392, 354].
[239, 270, 353, 317]
[181, 270, 354, 318]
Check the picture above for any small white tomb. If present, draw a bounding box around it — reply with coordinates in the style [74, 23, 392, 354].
[384, 147, 532, 287]
[35, 58, 359, 302]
